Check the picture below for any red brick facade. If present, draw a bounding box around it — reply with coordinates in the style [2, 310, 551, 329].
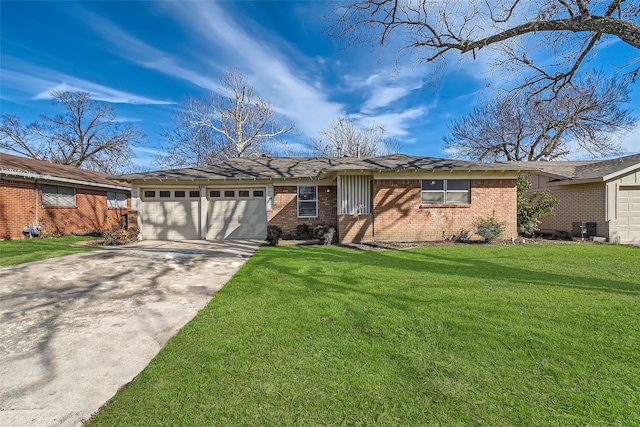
[370, 178, 517, 242]
[1, 178, 130, 239]
[266, 179, 517, 243]
[268, 185, 338, 237]
[338, 214, 373, 243]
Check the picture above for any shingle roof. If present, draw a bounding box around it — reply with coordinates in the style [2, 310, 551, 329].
[0, 152, 130, 189]
[504, 153, 640, 181]
[115, 154, 532, 181]
[573, 153, 640, 180]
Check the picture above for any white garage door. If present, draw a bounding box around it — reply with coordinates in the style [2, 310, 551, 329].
[140, 189, 201, 240]
[617, 187, 640, 243]
[207, 188, 267, 239]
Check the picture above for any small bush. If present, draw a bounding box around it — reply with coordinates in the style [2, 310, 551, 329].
[102, 226, 139, 246]
[266, 225, 284, 246]
[474, 216, 506, 243]
[296, 223, 314, 240]
[448, 229, 471, 243]
[314, 225, 336, 245]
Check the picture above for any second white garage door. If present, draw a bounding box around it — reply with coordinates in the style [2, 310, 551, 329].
[206, 188, 267, 239]
[617, 187, 640, 243]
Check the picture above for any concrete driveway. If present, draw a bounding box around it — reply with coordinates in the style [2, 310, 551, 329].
[0, 239, 261, 427]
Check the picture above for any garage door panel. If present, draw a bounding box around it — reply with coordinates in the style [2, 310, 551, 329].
[140, 194, 200, 240]
[207, 190, 267, 240]
[616, 187, 640, 243]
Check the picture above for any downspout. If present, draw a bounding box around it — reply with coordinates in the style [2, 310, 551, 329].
[35, 178, 38, 226]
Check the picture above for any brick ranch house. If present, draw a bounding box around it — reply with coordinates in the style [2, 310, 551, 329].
[506, 153, 640, 244]
[0, 153, 131, 239]
[114, 154, 533, 244]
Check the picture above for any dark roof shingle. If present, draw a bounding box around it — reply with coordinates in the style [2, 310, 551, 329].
[115, 154, 532, 181]
[0, 153, 130, 188]
[503, 153, 640, 181]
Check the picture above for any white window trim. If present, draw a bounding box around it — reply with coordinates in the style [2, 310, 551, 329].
[421, 179, 470, 205]
[297, 185, 318, 218]
[42, 184, 76, 207]
[107, 191, 128, 209]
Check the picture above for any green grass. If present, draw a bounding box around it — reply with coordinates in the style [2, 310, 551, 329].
[89, 244, 640, 426]
[0, 235, 100, 266]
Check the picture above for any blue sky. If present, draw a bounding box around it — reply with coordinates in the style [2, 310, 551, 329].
[1, 1, 639, 170]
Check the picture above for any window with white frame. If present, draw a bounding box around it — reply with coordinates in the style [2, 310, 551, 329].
[298, 186, 317, 217]
[421, 179, 470, 204]
[42, 184, 76, 206]
[107, 192, 128, 208]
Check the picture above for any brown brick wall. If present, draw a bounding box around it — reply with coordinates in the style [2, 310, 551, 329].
[1, 178, 130, 239]
[371, 179, 517, 242]
[338, 214, 373, 244]
[0, 179, 37, 240]
[538, 183, 608, 238]
[268, 185, 337, 236]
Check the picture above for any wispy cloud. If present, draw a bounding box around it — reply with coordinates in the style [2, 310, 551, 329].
[352, 107, 426, 138]
[1, 61, 174, 105]
[81, 2, 344, 138]
[158, 1, 345, 137]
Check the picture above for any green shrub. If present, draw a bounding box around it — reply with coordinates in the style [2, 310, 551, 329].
[517, 175, 559, 236]
[314, 225, 336, 245]
[474, 216, 506, 243]
[296, 223, 314, 240]
[266, 225, 284, 246]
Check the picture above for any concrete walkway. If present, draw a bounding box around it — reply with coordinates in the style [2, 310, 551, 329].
[0, 240, 261, 427]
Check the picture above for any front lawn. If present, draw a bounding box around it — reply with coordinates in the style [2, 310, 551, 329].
[0, 235, 99, 266]
[89, 244, 640, 426]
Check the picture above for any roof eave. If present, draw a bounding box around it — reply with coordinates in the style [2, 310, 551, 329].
[1, 168, 131, 191]
[602, 163, 640, 182]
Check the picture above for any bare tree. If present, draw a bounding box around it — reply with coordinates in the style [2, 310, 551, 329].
[309, 117, 399, 157]
[444, 72, 636, 161]
[330, 0, 640, 94]
[0, 90, 145, 174]
[156, 68, 295, 168]
[155, 100, 227, 169]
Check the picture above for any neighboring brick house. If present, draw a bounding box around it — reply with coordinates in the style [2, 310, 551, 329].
[506, 153, 640, 244]
[0, 153, 131, 239]
[115, 154, 530, 243]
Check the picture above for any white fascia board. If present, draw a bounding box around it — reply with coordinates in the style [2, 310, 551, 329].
[0, 169, 131, 191]
[372, 170, 522, 180]
[272, 178, 334, 186]
[602, 164, 640, 182]
[131, 178, 275, 186]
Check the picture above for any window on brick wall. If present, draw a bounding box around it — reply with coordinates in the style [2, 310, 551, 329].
[298, 185, 317, 217]
[42, 184, 76, 206]
[421, 180, 470, 204]
[107, 192, 128, 208]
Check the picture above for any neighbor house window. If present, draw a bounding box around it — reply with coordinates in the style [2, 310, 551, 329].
[42, 184, 75, 206]
[253, 190, 264, 197]
[189, 190, 200, 198]
[239, 190, 250, 197]
[224, 190, 235, 197]
[144, 190, 156, 198]
[174, 190, 186, 198]
[107, 192, 127, 208]
[209, 190, 221, 198]
[159, 191, 171, 198]
[421, 180, 470, 204]
[298, 186, 317, 217]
